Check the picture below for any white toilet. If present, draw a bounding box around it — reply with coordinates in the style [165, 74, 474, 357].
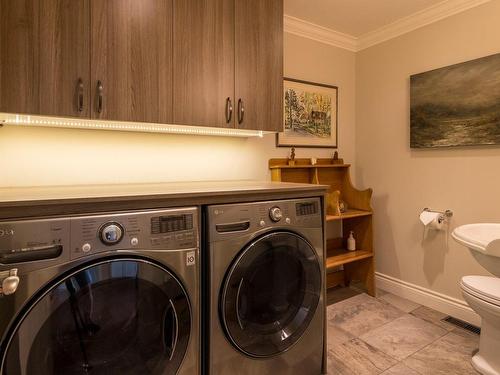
[453, 223, 500, 375]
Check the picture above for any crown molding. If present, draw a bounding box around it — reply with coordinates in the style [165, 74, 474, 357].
[284, 15, 358, 52]
[284, 0, 492, 52]
[357, 0, 493, 50]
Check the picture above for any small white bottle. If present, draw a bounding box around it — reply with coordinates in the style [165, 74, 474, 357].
[347, 231, 356, 251]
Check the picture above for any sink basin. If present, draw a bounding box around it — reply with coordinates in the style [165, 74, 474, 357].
[452, 223, 500, 277]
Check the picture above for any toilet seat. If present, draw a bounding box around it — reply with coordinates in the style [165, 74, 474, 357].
[461, 276, 500, 307]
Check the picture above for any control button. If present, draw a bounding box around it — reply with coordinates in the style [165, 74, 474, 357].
[175, 234, 185, 241]
[163, 235, 172, 242]
[82, 243, 92, 253]
[151, 238, 161, 246]
[260, 220, 266, 227]
[99, 222, 124, 246]
[269, 206, 283, 222]
[285, 217, 291, 224]
[130, 237, 139, 246]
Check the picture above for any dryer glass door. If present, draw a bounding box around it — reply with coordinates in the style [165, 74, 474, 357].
[220, 231, 321, 358]
[1, 258, 191, 375]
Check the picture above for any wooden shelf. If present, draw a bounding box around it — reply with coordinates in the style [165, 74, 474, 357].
[326, 209, 372, 221]
[326, 248, 374, 270]
[269, 155, 375, 296]
[269, 164, 350, 169]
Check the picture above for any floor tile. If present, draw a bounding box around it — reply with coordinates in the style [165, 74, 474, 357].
[410, 306, 455, 331]
[328, 293, 405, 337]
[379, 293, 421, 313]
[328, 338, 398, 375]
[403, 331, 479, 375]
[327, 320, 355, 348]
[381, 362, 420, 375]
[360, 314, 448, 360]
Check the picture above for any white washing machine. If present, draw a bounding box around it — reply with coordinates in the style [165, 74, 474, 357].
[204, 198, 324, 374]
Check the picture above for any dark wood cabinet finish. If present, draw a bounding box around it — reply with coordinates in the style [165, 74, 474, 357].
[173, 0, 235, 128]
[0, 0, 90, 117]
[1, 0, 283, 132]
[39, 0, 90, 117]
[91, 0, 173, 123]
[0, 0, 39, 114]
[234, 0, 283, 132]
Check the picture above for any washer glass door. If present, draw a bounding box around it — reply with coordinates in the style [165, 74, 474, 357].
[220, 231, 321, 358]
[1, 258, 191, 375]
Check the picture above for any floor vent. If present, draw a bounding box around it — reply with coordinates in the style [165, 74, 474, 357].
[442, 316, 481, 335]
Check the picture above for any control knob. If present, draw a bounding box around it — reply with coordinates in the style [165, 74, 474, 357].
[269, 206, 283, 222]
[99, 222, 124, 246]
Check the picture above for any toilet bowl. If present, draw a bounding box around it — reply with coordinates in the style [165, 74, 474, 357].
[461, 276, 500, 375]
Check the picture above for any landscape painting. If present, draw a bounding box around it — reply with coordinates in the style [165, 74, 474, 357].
[277, 78, 338, 148]
[410, 53, 500, 148]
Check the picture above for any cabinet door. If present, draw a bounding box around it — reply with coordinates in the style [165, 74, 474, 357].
[91, 0, 173, 123]
[234, 0, 283, 132]
[0, 0, 89, 117]
[39, 0, 90, 117]
[173, 0, 234, 128]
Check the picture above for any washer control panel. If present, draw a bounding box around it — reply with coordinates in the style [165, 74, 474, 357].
[70, 207, 198, 259]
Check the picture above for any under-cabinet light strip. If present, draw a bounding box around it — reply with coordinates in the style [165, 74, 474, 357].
[0, 114, 265, 138]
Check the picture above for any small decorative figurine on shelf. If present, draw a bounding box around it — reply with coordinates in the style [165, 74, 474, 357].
[338, 200, 348, 213]
[331, 151, 344, 164]
[288, 147, 296, 166]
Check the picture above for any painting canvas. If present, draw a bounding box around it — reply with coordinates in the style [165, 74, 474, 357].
[410, 53, 500, 148]
[277, 78, 338, 148]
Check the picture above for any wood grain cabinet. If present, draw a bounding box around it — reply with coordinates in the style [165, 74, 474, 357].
[173, 0, 283, 132]
[0, 0, 283, 131]
[0, 0, 90, 117]
[92, 0, 173, 123]
[173, 0, 234, 128]
[235, 0, 283, 132]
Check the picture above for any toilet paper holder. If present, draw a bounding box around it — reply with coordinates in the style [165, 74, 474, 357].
[423, 207, 453, 219]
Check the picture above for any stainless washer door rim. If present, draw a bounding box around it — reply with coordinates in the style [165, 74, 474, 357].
[1, 255, 192, 375]
[219, 230, 322, 358]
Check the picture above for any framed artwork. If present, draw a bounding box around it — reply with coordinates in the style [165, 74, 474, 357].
[410, 53, 500, 148]
[277, 78, 338, 148]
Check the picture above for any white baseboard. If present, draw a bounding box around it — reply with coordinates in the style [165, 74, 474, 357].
[375, 272, 481, 327]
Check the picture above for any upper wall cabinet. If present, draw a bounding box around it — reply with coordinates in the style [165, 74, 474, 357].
[235, 0, 283, 132]
[173, 0, 235, 128]
[0, 0, 283, 132]
[0, 0, 90, 117]
[91, 0, 173, 123]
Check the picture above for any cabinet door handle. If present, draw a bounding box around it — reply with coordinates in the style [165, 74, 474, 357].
[225, 97, 233, 123]
[77, 78, 84, 112]
[96, 80, 103, 114]
[237, 99, 244, 124]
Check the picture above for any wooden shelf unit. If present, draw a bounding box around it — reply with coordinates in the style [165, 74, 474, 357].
[269, 158, 375, 296]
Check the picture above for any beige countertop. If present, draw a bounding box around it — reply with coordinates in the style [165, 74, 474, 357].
[0, 180, 328, 219]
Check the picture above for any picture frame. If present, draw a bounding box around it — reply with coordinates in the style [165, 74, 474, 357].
[277, 78, 338, 148]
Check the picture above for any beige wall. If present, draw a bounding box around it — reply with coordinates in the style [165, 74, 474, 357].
[356, 0, 500, 301]
[0, 33, 355, 188]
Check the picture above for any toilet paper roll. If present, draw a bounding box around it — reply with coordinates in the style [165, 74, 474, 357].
[420, 211, 445, 230]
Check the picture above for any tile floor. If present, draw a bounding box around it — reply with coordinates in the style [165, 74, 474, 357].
[327, 290, 480, 374]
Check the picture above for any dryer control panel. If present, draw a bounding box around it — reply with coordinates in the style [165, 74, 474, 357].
[208, 198, 322, 241]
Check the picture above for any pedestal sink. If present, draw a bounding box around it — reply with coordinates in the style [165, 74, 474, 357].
[452, 223, 500, 375]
